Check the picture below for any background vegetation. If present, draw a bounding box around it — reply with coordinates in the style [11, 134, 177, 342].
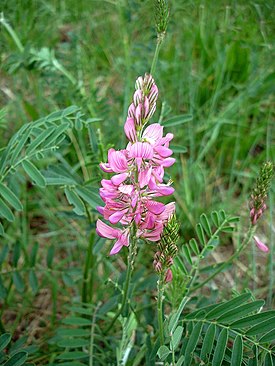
[0, 0, 274, 365]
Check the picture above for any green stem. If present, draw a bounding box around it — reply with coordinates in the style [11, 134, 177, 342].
[150, 34, 165, 76]
[0, 13, 24, 53]
[190, 223, 256, 293]
[157, 273, 165, 346]
[104, 228, 137, 334]
[82, 231, 95, 303]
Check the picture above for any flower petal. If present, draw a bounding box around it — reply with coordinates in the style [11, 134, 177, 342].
[109, 209, 128, 224]
[124, 117, 137, 142]
[96, 219, 119, 239]
[111, 173, 128, 186]
[146, 200, 165, 215]
[142, 123, 163, 143]
[254, 236, 269, 253]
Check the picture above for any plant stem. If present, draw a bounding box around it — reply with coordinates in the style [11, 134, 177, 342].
[150, 34, 165, 76]
[104, 227, 137, 334]
[0, 13, 24, 53]
[190, 223, 256, 293]
[82, 231, 95, 303]
[157, 273, 165, 346]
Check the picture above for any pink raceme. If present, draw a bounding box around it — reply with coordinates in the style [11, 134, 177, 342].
[96, 74, 175, 256]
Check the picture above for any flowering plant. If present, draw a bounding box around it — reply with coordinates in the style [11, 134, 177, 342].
[96, 74, 176, 266]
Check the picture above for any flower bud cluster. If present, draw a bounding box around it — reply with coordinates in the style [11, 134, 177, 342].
[96, 74, 176, 256]
[153, 214, 179, 282]
[249, 161, 274, 225]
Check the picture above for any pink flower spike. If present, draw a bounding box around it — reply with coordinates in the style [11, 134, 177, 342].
[165, 269, 173, 283]
[253, 236, 269, 253]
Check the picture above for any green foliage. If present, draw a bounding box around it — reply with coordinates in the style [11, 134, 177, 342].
[159, 293, 275, 365]
[0, 333, 31, 366]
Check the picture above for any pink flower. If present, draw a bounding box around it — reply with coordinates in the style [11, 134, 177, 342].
[165, 269, 173, 283]
[96, 74, 176, 257]
[253, 236, 269, 253]
[96, 219, 129, 255]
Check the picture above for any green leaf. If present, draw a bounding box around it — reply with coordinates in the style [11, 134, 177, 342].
[0, 333, 11, 352]
[57, 339, 89, 348]
[0, 278, 7, 299]
[162, 114, 193, 127]
[200, 213, 212, 236]
[12, 272, 25, 293]
[12, 242, 21, 267]
[84, 117, 102, 125]
[227, 216, 240, 223]
[259, 328, 275, 343]
[168, 296, 189, 334]
[30, 243, 39, 267]
[170, 145, 187, 154]
[200, 323, 216, 361]
[170, 326, 183, 350]
[75, 186, 102, 209]
[230, 335, 243, 366]
[57, 352, 88, 360]
[0, 183, 23, 211]
[0, 222, 4, 236]
[246, 316, 275, 336]
[174, 256, 188, 275]
[189, 238, 200, 255]
[219, 210, 226, 221]
[264, 353, 273, 366]
[10, 128, 31, 165]
[29, 270, 39, 294]
[62, 105, 80, 116]
[55, 362, 86, 366]
[57, 329, 90, 337]
[205, 293, 252, 320]
[221, 226, 234, 233]
[212, 328, 228, 366]
[217, 300, 265, 323]
[65, 188, 85, 216]
[196, 223, 206, 246]
[0, 244, 9, 265]
[230, 310, 275, 329]
[62, 317, 92, 326]
[3, 351, 28, 366]
[47, 245, 55, 268]
[157, 345, 170, 361]
[182, 245, 192, 265]
[176, 355, 184, 366]
[44, 123, 69, 147]
[211, 211, 220, 227]
[26, 126, 55, 154]
[22, 160, 46, 187]
[0, 198, 15, 222]
[184, 321, 203, 366]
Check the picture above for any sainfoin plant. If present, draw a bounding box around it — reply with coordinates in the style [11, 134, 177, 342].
[0, 1, 275, 366]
